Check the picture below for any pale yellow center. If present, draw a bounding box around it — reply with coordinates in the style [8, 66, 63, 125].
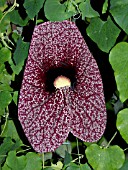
[53, 75, 71, 88]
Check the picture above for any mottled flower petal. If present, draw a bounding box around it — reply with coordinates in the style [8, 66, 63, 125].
[18, 21, 107, 153]
[70, 55, 106, 142]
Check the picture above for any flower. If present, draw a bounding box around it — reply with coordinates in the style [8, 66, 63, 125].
[18, 20, 107, 153]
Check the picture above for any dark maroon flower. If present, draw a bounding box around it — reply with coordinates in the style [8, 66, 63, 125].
[18, 20, 107, 153]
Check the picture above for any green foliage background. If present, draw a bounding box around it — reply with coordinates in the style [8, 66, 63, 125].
[0, 0, 128, 169]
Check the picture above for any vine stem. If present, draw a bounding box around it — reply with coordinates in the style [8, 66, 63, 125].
[0, 0, 18, 50]
[17, 148, 31, 154]
[106, 132, 117, 148]
[71, 154, 83, 163]
[0, 0, 18, 24]
[124, 148, 128, 152]
[76, 138, 80, 165]
[0, 33, 12, 50]
[70, 0, 81, 19]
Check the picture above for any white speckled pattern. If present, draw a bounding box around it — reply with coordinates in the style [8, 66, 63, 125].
[18, 20, 107, 153]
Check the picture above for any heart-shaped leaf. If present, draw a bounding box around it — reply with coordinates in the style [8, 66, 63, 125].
[9, 38, 29, 75]
[6, 151, 26, 170]
[44, 0, 74, 21]
[110, 0, 128, 34]
[9, 10, 29, 26]
[86, 17, 120, 53]
[116, 108, 128, 144]
[23, 0, 45, 19]
[85, 144, 125, 170]
[109, 42, 128, 102]
[24, 152, 42, 170]
[79, 0, 99, 19]
[13, 38, 29, 65]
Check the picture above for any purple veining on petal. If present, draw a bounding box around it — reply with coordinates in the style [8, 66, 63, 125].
[18, 20, 107, 153]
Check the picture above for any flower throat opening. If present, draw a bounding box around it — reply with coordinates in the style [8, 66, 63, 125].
[45, 65, 77, 93]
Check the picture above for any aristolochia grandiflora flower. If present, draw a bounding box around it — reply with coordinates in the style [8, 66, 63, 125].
[18, 20, 107, 153]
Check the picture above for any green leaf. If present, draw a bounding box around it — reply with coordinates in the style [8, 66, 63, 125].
[109, 42, 128, 102]
[0, 84, 13, 92]
[2, 163, 11, 170]
[6, 151, 26, 170]
[24, 152, 42, 170]
[13, 38, 29, 65]
[66, 163, 91, 170]
[23, 0, 45, 19]
[1, 120, 21, 141]
[113, 99, 124, 114]
[0, 14, 10, 33]
[0, 10, 3, 19]
[44, 168, 54, 170]
[84, 141, 95, 147]
[66, 163, 79, 170]
[44, 152, 52, 162]
[0, 0, 6, 7]
[67, 1, 76, 13]
[110, 0, 128, 34]
[0, 91, 12, 116]
[0, 47, 11, 64]
[13, 91, 18, 105]
[116, 108, 128, 144]
[0, 42, 2, 49]
[0, 137, 14, 165]
[102, 0, 108, 14]
[56, 142, 72, 158]
[9, 59, 21, 75]
[44, 0, 74, 21]
[11, 32, 20, 43]
[0, 64, 6, 73]
[64, 151, 72, 166]
[86, 17, 121, 53]
[0, 138, 21, 165]
[120, 159, 128, 170]
[51, 161, 63, 170]
[0, 64, 12, 86]
[10, 139, 22, 151]
[80, 164, 91, 170]
[75, 0, 85, 3]
[79, 0, 99, 19]
[0, 70, 12, 84]
[9, 10, 29, 26]
[85, 144, 125, 170]
[10, 38, 29, 75]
